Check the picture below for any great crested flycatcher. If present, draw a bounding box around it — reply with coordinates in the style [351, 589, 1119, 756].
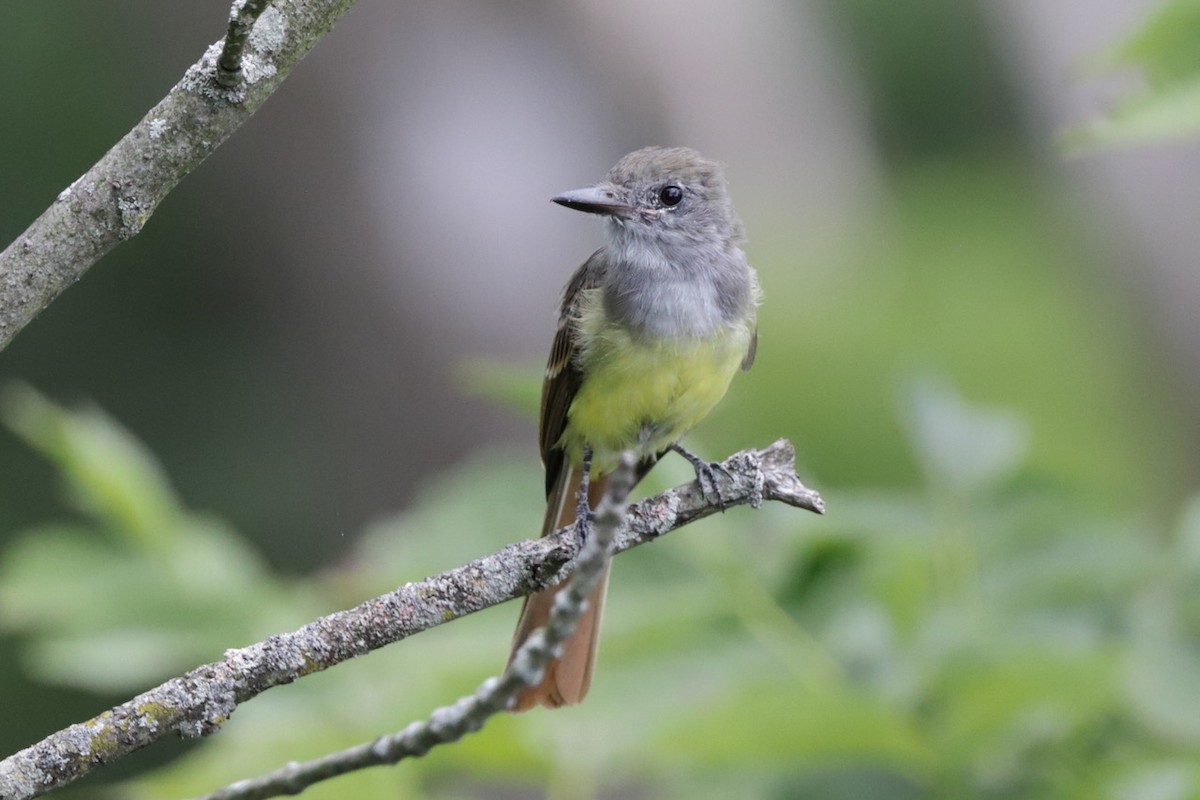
[508, 146, 760, 710]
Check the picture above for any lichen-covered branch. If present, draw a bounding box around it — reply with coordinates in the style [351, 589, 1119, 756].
[194, 453, 641, 800]
[0, 0, 360, 352]
[0, 440, 822, 800]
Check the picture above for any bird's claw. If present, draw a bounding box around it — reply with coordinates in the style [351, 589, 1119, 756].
[670, 443, 732, 510]
[694, 459, 732, 510]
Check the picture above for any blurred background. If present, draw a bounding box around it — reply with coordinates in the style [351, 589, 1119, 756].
[2, 1, 1199, 798]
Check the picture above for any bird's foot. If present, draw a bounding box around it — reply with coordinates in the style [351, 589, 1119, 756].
[670, 443, 732, 510]
[572, 447, 596, 543]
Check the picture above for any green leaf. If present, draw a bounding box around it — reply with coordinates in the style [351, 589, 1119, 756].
[1063, 0, 1200, 151]
[1117, 0, 1200, 87]
[1, 384, 180, 548]
[1109, 761, 1199, 800]
[0, 516, 300, 690]
[1062, 78, 1200, 154]
[1125, 590, 1200, 745]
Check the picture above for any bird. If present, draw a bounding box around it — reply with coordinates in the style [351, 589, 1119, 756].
[507, 146, 760, 710]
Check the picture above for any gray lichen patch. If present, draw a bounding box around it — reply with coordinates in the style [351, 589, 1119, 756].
[181, 42, 243, 106]
[241, 54, 278, 85]
[249, 6, 286, 52]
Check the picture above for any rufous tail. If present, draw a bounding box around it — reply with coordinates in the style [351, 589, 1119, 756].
[507, 465, 609, 711]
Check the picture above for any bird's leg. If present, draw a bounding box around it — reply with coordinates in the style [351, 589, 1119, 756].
[574, 447, 595, 541]
[670, 442, 732, 510]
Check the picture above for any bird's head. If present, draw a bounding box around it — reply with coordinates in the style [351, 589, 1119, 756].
[552, 147, 743, 250]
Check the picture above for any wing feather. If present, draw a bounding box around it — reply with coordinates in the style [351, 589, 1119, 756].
[539, 249, 607, 496]
[741, 327, 758, 371]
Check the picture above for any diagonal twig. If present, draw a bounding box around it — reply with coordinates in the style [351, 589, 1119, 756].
[216, 0, 276, 87]
[193, 452, 641, 800]
[0, 440, 821, 800]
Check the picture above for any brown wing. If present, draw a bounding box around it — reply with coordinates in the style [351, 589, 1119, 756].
[539, 249, 608, 497]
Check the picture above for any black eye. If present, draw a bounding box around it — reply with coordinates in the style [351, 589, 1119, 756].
[658, 185, 684, 206]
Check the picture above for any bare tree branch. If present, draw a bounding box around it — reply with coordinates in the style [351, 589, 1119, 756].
[0, 0, 360, 352]
[194, 452, 642, 800]
[0, 440, 821, 800]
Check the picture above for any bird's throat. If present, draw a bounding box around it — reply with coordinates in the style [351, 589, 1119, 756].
[601, 236, 753, 341]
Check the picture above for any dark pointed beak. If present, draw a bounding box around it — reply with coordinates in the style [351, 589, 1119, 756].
[551, 185, 634, 218]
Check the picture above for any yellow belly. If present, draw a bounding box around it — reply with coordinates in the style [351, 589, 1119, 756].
[559, 315, 751, 474]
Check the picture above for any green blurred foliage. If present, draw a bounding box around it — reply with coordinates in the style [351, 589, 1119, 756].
[0, 386, 318, 692]
[714, 154, 1184, 507]
[3, 371, 1199, 799]
[1064, 0, 1200, 151]
[823, 0, 1024, 157]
